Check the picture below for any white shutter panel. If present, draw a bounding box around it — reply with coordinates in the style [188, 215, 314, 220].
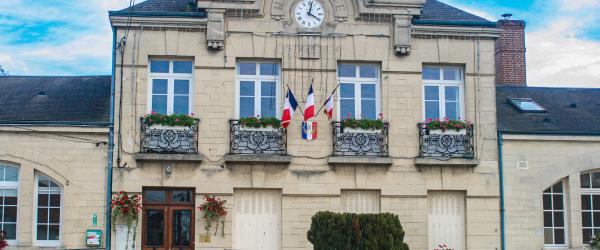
[428, 192, 465, 250]
[234, 189, 281, 250]
[341, 190, 380, 214]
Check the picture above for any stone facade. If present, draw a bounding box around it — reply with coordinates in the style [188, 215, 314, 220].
[501, 134, 600, 250]
[0, 126, 109, 249]
[109, 0, 501, 249]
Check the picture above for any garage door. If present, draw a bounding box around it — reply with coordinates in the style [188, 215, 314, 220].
[234, 189, 281, 250]
[428, 191, 465, 250]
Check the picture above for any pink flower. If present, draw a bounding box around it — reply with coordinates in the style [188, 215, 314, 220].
[175, 118, 180, 122]
[190, 112, 195, 116]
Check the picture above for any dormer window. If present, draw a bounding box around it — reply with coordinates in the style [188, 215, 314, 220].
[508, 98, 546, 113]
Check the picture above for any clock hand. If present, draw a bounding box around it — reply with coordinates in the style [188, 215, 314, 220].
[308, 1, 314, 15]
[308, 12, 321, 21]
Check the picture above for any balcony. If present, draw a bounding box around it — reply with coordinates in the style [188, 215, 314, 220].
[329, 122, 391, 166]
[139, 118, 199, 154]
[416, 123, 478, 166]
[226, 120, 290, 164]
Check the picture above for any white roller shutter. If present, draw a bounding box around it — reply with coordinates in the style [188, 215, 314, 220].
[234, 189, 281, 250]
[341, 190, 380, 214]
[428, 191, 465, 250]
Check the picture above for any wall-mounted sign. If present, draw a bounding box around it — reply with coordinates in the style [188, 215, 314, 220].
[86, 229, 102, 247]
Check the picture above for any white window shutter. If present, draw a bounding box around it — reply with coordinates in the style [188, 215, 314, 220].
[234, 189, 281, 250]
[428, 192, 465, 250]
[341, 190, 381, 214]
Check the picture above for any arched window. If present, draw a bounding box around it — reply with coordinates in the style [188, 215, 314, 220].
[34, 174, 62, 246]
[580, 172, 600, 243]
[0, 164, 18, 243]
[543, 181, 566, 246]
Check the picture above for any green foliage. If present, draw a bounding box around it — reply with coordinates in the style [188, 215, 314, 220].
[423, 118, 472, 132]
[239, 116, 282, 128]
[341, 118, 385, 130]
[590, 233, 600, 249]
[307, 211, 410, 250]
[143, 113, 195, 126]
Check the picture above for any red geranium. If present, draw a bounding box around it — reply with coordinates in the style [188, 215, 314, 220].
[198, 195, 228, 236]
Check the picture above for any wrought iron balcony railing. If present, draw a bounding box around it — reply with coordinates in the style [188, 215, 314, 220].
[418, 123, 474, 159]
[332, 122, 389, 157]
[140, 118, 199, 154]
[229, 120, 287, 155]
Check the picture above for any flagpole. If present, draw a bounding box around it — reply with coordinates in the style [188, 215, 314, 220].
[314, 82, 340, 118]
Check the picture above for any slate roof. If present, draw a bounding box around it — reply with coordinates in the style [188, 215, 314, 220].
[111, 0, 494, 26]
[416, 0, 493, 25]
[0, 76, 112, 126]
[496, 85, 600, 134]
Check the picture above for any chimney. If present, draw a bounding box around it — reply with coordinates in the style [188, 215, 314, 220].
[495, 16, 527, 86]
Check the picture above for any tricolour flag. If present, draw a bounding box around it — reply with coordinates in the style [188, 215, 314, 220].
[303, 83, 315, 122]
[323, 94, 334, 121]
[281, 89, 298, 129]
[302, 121, 318, 140]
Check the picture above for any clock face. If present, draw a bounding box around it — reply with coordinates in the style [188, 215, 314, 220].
[294, 0, 325, 29]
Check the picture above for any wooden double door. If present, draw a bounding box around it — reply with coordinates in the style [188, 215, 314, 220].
[142, 188, 195, 250]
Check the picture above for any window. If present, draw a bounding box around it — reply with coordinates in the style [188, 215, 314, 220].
[236, 62, 281, 118]
[0, 164, 18, 243]
[338, 64, 380, 120]
[148, 59, 193, 115]
[422, 66, 464, 120]
[341, 190, 380, 214]
[543, 181, 566, 246]
[35, 174, 62, 246]
[581, 172, 600, 243]
[508, 98, 546, 113]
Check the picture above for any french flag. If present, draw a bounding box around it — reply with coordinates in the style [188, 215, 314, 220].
[302, 83, 317, 140]
[323, 94, 334, 121]
[303, 84, 315, 122]
[281, 89, 298, 129]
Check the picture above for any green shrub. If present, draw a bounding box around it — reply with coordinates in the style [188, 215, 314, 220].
[307, 211, 410, 250]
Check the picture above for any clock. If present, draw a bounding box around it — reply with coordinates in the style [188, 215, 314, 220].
[294, 0, 325, 29]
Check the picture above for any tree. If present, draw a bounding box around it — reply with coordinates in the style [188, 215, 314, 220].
[0, 65, 8, 76]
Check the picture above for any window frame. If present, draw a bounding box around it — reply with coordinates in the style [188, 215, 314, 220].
[508, 98, 547, 113]
[543, 180, 568, 247]
[0, 163, 19, 246]
[580, 172, 600, 244]
[336, 63, 381, 121]
[422, 66, 465, 120]
[33, 174, 63, 247]
[235, 61, 282, 119]
[147, 59, 194, 115]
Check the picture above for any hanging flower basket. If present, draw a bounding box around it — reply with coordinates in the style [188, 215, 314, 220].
[0, 231, 8, 250]
[111, 191, 142, 250]
[198, 195, 228, 237]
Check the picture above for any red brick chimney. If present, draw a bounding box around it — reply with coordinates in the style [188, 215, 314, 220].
[495, 18, 527, 86]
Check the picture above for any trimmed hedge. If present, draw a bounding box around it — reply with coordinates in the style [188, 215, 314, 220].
[307, 211, 410, 250]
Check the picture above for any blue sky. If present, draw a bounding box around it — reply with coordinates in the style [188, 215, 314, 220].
[0, 0, 599, 87]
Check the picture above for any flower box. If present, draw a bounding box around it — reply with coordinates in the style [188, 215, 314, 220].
[149, 124, 191, 131]
[240, 125, 278, 132]
[428, 128, 467, 135]
[343, 127, 382, 134]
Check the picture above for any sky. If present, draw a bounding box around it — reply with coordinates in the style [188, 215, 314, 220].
[0, 0, 599, 87]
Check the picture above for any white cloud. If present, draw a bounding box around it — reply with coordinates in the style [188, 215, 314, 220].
[560, 0, 600, 11]
[525, 0, 600, 88]
[0, 0, 130, 75]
